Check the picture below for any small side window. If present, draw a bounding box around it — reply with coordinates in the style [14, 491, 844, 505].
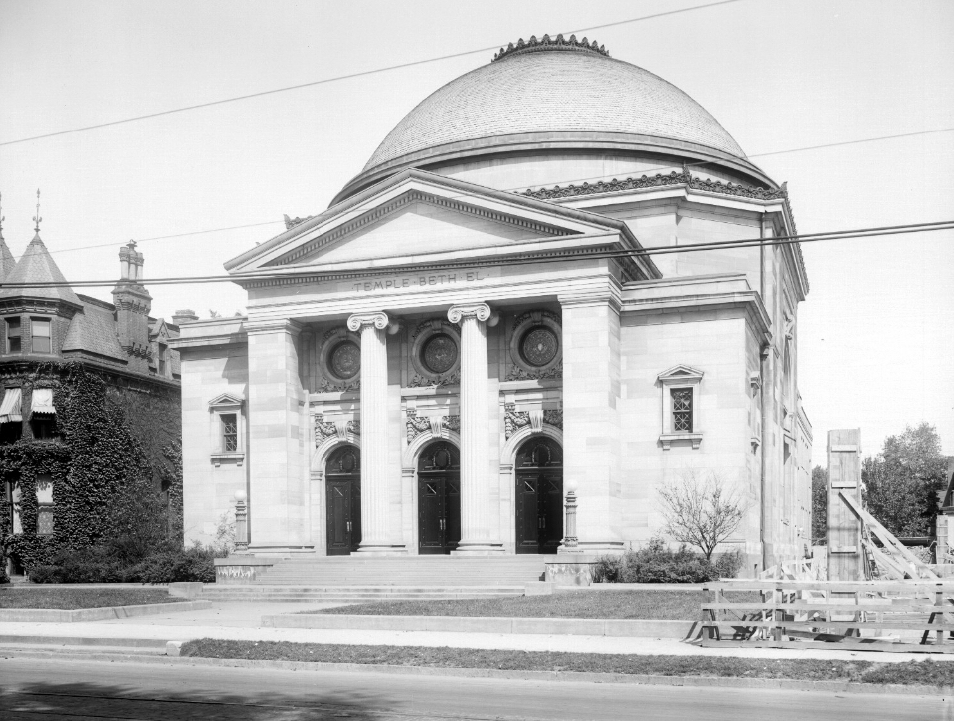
[222, 413, 238, 452]
[7, 318, 21, 353]
[32, 318, 51, 354]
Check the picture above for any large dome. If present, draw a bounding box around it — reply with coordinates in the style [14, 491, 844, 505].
[333, 36, 770, 204]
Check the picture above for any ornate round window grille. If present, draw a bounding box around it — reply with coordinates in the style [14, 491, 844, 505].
[433, 447, 451, 469]
[330, 341, 360, 379]
[422, 333, 458, 375]
[521, 327, 559, 368]
[531, 443, 552, 466]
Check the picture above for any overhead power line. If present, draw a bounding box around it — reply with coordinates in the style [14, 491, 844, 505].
[39, 124, 954, 258]
[4, 219, 951, 289]
[0, 1, 741, 147]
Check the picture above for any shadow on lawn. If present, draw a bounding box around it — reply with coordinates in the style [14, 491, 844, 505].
[0, 679, 389, 720]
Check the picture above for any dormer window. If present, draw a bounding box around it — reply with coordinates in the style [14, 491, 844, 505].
[31, 318, 51, 354]
[6, 317, 21, 353]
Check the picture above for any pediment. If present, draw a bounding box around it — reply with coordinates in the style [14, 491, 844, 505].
[225, 169, 661, 275]
[264, 190, 576, 268]
[657, 364, 704, 383]
[208, 393, 244, 409]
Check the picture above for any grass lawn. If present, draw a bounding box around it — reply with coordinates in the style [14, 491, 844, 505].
[0, 587, 178, 610]
[308, 590, 756, 620]
[181, 639, 954, 686]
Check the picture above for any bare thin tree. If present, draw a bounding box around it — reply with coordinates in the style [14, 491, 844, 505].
[658, 470, 747, 560]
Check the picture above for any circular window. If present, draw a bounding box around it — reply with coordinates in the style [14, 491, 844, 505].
[330, 341, 360, 379]
[422, 333, 458, 375]
[521, 327, 559, 368]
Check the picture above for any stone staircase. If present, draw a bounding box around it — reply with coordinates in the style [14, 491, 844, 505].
[202, 555, 549, 602]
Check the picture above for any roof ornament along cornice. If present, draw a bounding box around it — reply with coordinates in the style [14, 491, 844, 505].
[519, 167, 788, 202]
[33, 188, 42, 234]
[492, 34, 609, 63]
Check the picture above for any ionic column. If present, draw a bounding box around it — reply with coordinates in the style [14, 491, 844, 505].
[448, 303, 503, 555]
[347, 312, 403, 554]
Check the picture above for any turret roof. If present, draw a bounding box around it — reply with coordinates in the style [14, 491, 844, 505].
[0, 232, 82, 306]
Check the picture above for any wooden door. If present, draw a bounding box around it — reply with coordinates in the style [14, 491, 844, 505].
[325, 445, 360, 555]
[514, 438, 563, 554]
[417, 441, 461, 555]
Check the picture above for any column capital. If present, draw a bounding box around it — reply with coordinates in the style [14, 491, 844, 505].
[447, 302, 491, 324]
[347, 311, 389, 332]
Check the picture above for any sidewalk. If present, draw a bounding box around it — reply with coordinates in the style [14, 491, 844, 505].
[3, 600, 954, 663]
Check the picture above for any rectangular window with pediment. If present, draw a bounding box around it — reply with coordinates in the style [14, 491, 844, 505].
[209, 394, 245, 467]
[657, 365, 704, 450]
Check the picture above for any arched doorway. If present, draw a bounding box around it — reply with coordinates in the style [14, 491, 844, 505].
[325, 445, 360, 555]
[418, 441, 461, 554]
[515, 437, 563, 554]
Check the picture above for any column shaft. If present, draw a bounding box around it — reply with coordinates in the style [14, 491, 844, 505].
[449, 303, 503, 555]
[348, 312, 403, 554]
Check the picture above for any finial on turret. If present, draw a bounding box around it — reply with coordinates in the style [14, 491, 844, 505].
[33, 188, 42, 233]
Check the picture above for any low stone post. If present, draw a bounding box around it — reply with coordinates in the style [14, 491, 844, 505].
[234, 490, 249, 554]
[561, 480, 579, 552]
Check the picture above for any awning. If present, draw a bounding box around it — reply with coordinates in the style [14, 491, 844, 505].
[0, 388, 22, 424]
[30, 388, 55, 418]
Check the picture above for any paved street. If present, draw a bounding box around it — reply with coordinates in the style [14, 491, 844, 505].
[0, 656, 948, 721]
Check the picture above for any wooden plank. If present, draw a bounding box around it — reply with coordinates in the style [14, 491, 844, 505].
[702, 620, 954, 631]
[703, 602, 940, 611]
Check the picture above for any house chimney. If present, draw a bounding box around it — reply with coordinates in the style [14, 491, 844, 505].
[172, 309, 199, 325]
[112, 240, 152, 372]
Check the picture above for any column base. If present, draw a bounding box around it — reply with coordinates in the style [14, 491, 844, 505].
[452, 542, 505, 556]
[246, 545, 316, 557]
[355, 544, 408, 556]
[573, 541, 626, 555]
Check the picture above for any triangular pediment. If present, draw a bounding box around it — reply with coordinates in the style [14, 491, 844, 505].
[657, 364, 705, 382]
[208, 393, 244, 409]
[224, 170, 660, 282]
[266, 190, 572, 267]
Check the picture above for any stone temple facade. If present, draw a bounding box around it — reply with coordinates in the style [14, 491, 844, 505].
[173, 36, 812, 573]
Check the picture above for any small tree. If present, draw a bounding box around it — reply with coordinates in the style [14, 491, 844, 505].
[658, 470, 747, 560]
[811, 465, 828, 545]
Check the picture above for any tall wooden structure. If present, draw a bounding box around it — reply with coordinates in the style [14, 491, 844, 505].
[827, 429, 863, 581]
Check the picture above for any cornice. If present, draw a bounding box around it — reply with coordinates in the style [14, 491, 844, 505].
[492, 34, 609, 62]
[243, 318, 303, 336]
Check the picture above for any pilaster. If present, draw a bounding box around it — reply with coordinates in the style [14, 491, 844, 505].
[245, 318, 312, 553]
[559, 292, 624, 553]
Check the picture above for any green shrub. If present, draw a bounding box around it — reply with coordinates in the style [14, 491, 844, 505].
[594, 538, 719, 584]
[713, 548, 745, 579]
[27, 542, 217, 584]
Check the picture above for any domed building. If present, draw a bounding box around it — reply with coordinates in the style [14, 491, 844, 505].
[174, 36, 812, 578]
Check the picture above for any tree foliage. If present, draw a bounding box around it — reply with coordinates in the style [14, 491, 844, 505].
[658, 470, 747, 560]
[862, 423, 948, 537]
[811, 465, 828, 545]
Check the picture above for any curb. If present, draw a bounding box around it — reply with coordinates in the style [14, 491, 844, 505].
[0, 600, 212, 623]
[262, 613, 698, 639]
[0, 647, 948, 696]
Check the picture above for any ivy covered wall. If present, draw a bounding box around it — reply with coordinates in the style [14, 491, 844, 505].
[0, 361, 182, 575]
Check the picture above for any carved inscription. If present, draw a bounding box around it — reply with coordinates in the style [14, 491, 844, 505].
[351, 270, 489, 293]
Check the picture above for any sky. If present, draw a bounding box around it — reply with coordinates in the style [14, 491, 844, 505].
[0, 0, 952, 465]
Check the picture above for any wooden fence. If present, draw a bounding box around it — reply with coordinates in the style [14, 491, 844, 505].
[702, 580, 954, 653]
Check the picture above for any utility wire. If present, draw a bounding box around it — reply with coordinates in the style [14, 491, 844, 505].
[4, 219, 951, 289]
[0, 1, 741, 148]
[39, 125, 954, 257]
